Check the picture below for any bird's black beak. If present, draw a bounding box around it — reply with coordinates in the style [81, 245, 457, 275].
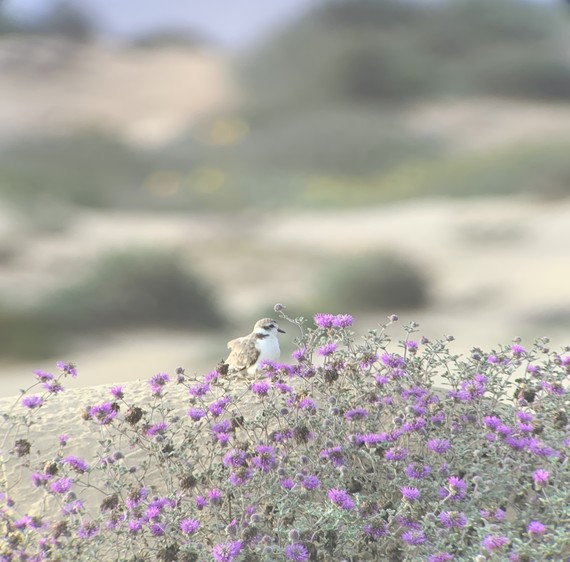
[278, 328, 286, 333]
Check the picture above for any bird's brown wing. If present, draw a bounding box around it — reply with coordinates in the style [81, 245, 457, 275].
[226, 335, 259, 371]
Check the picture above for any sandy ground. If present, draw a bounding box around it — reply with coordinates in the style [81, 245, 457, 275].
[407, 98, 570, 153]
[1, 195, 569, 398]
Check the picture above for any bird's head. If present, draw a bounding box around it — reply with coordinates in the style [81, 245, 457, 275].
[253, 317, 285, 336]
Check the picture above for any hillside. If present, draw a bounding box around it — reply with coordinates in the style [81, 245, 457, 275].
[0, 37, 235, 145]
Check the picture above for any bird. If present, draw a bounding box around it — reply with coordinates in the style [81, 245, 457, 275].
[225, 318, 285, 376]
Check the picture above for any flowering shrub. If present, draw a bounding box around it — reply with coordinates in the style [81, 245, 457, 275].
[1, 308, 569, 561]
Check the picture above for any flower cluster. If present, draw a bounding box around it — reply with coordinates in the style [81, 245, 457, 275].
[1, 315, 569, 561]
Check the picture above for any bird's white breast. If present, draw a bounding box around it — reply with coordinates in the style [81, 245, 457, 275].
[256, 335, 281, 363]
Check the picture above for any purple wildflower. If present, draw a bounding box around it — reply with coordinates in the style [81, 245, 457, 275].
[62, 456, 89, 473]
[150, 523, 165, 537]
[301, 475, 320, 491]
[188, 381, 210, 397]
[511, 344, 525, 355]
[33, 369, 53, 382]
[89, 402, 117, 425]
[359, 433, 386, 445]
[209, 396, 231, 417]
[180, 518, 200, 535]
[431, 411, 446, 425]
[203, 369, 219, 383]
[516, 410, 533, 422]
[496, 423, 512, 437]
[146, 422, 167, 437]
[318, 342, 337, 357]
[344, 407, 368, 421]
[214, 432, 230, 445]
[228, 468, 253, 486]
[274, 381, 293, 393]
[211, 419, 231, 436]
[374, 374, 390, 386]
[251, 380, 270, 396]
[42, 381, 64, 394]
[327, 488, 355, 510]
[187, 407, 206, 421]
[58, 434, 69, 445]
[223, 449, 248, 468]
[320, 446, 345, 468]
[532, 469, 549, 486]
[251, 444, 277, 473]
[494, 508, 506, 521]
[208, 488, 222, 505]
[404, 340, 418, 352]
[381, 352, 405, 369]
[284, 543, 309, 562]
[402, 418, 426, 433]
[363, 521, 388, 540]
[21, 395, 43, 409]
[439, 511, 467, 529]
[359, 353, 378, 369]
[32, 472, 50, 487]
[401, 530, 426, 545]
[292, 348, 307, 362]
[56, 361, 77, 377]
[297, 397, 317, 410]
[13, 516, 32, 529]
[313, 313, 335, 328]
[125, 487, 149, 510]
[385, 446, 408, 461]
[280, 478, 295, 490]
[195, 495, 207, 510]
[109, 385, 124, 399]
[148, 373, 170, 396]
[405, 463, 431, 480]
[400, 487, 421, 502]
[128, 519, 143, 534]
[50, 477, 72, 494]
[528, 438, 558, 458]
[427, 438, 450, 454]
[483, 415, 502, 430]
[62, 499, 84, 514]
[333, 314, 353, 327]
[446, 476, 467, 500]
[212, 540, 243, 562]
[75, 522, 98, 539]
[481, 535, 509, 551]
[527, 520, 546, 537]
[401, 386, 427, 400]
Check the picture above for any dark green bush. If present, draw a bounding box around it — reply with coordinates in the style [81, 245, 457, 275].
[38, 250, 225, 332]
[0, 130, 154, 209]
[0, 305, 60, 360]
[318, 251, 430, 311]
[220, 108, 440, 176]
[240, 0, 569, 109]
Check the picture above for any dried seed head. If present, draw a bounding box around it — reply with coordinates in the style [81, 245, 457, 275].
[179, 473, 198, 490]
[125, 406, 144, 425]
[100, 493, 119, 512]
[43, 460, 58, 476]
[14, 439, 31, 457]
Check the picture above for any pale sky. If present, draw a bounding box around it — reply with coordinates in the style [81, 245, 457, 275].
[3, 0, 323, 48]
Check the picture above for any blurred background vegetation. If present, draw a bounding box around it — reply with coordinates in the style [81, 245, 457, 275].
[0, 0, 569, 389]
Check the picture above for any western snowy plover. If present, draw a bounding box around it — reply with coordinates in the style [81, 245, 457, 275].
[225, 318, 285, 376]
